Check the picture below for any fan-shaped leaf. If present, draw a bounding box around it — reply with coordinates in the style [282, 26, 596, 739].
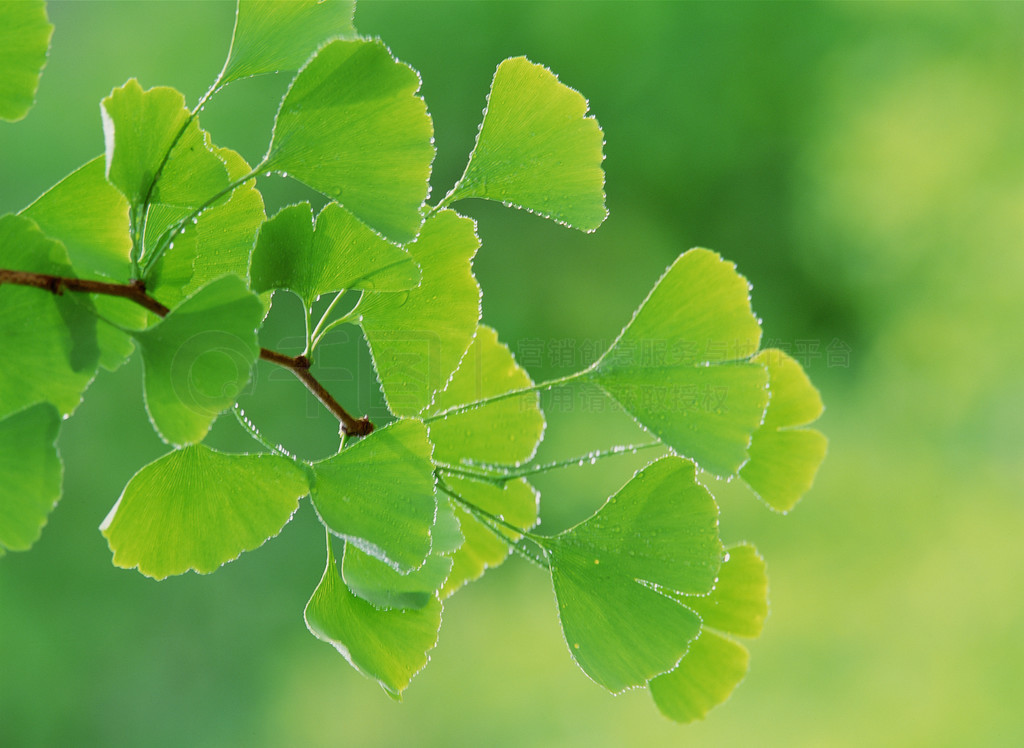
[99, 444, 308, 579]
[264, 39, 434, 244]
[0, 0, 52, 122]
[305, 537, 441, 699]
[446, 57, 606, 232]
[250, 201, 419, 309]
[132, 275, 262, 446]
[101, 80, 228, 209]
[0, 214, 99, 420]
[0, 403, 62, 556]
[542, 457, 722, 692]
[219, 0, 356, 85]
[649, 630, 750, 723]
[342, 499, 462, 611]
[427, 325, 544, 466]
[22, 157, 131, 281]
[311, 419, 437, 572]
[585, 248, 768, 477]
[20, 156, 139, 369]
[650, 544, 768, 722]
[357, 210, 481, 416]
[740, 349, 828, 512]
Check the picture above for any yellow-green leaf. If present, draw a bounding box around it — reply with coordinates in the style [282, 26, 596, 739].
[586, 248, 768, 477]
[446, 57, 607, 232]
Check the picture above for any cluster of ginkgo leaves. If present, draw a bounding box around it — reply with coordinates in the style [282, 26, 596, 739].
[0, 0, 826, 724]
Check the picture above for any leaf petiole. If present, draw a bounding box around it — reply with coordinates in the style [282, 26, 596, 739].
[436, 440, 665, 484]
[436, 473, 541, 544]
[423, 370, 585, 423]
[309, 289, 355, 351]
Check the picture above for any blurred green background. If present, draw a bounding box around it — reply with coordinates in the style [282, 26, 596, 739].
[2, 1, 1022, 745]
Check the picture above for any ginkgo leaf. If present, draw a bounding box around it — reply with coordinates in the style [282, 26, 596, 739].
[0, 403, 62, 556]
[650, 544, 768, 722]
[342, 548, 453, 612]
[0, 214, 99, 421]
[250, 201, 419, 309]
[357, 210, 481, 417]
[342, 499, 462, 611]
[445, 56, 606, 232]
[585, 248, 768, 478]
[21, 157, 144, 370]
[22, 157, 131, 281]
[427, 325, 545, 467]
[305, 536, 442, 699]
[132, 275, 263, 446]
[311, 419, 437, 573]
[649, 630, 750, 724]
[439, 474, 539, 598]
[147, 147, 266, 307]
[219, 0, 356, 85]
[0, 0, 52, 122]
[672, 543, 768, 638]
[740, 349, 828, 512]
[264, 39, 434, 244]
[101, 79, 228, 209]
[541, 457, 722, 693]
[100, 444, 308, 579]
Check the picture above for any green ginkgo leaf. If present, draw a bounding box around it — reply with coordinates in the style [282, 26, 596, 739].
[357, 210, 481, 417]
[585, 248, 768, 478]
[542, 457, 722, 693]
[264, 39, 434, 244]
[219, 0, 356, 85]
[100, 444, 308, 579]
[21, 156, 143, 370]
[101, 80, 228, 210]
[311, 419, 437, 572]
[427, 325, 544, 467]
[305, 536, 442, 699]
[673, 543, 768, 638]
[439, 474, 539, 599]
[0, 0, 52, 122]
[132, 275, 263, 446]
[342, 499, 462, 611]
[147, 147, 266, 308]
[250, 201, 419, 309]
[22, 157, 131, 281]
[650, 544, 768, 722]
[445, 56, 607, 232]
[0, 403, 62, 556]
[649, 630, 750, 724]
[0, 214, 99, 421]
[740, 349, 828, 512]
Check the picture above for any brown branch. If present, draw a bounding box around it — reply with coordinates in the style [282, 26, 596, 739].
[0, 268, 374, 437]
[0, 269, 171, 317]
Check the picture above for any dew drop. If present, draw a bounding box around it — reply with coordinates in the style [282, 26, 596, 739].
[281, 171, 289, 179]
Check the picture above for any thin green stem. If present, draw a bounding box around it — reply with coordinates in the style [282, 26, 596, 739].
[232, 405, 295, 460]
[509, 537, 550, 570]
[436, 473, 540, 542]
[435, 440, 664, 485]
[422, 370, 585, 424]
[434, 463, 506, 485]
[302, 303, 314, 357]
[309, 290, 350, 351]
